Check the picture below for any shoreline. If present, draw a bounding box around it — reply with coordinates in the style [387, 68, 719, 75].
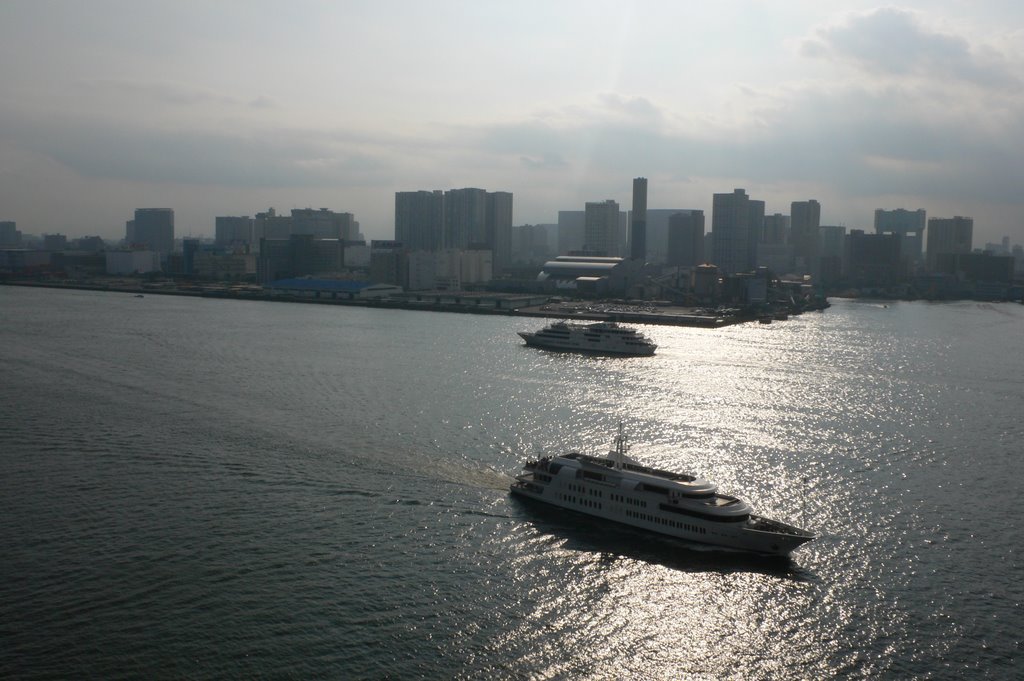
[1, 279, 774, 327]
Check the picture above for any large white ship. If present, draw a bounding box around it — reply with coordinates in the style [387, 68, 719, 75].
[517, 321, 656, 356]
[510, 426, 814, 556]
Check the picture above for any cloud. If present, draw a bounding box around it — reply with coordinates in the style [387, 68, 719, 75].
[801, 7, 1021, 90]
[1, 113, 396, 189]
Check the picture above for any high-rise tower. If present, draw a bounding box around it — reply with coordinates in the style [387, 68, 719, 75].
[711, 189, 758, 274]
[395, 190, 445, 251]
[584, 200, 620, 256]
[130, 208, 174, 255]
[791, 200, 821, 276]
[630, 177, 648, 261]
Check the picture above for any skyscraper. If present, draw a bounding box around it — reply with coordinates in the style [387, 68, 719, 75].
[712, 189, 760, 274]
[875, 208, 926, 266]
[444, 188, 488, 250]
[630, 177, 648, 261]
[486, 191, 513, 274]
[557, 210, 585, 254]
[215, 216, 255, 248]
[926, 216, 973, 271]
[130, 208, 174, 255]
[395, 190, 444, 251]
[790, 200, 821, 276]
[666, 211, 705, 267]
[394, 188, 513, 273]
[584, 200, 620, 256]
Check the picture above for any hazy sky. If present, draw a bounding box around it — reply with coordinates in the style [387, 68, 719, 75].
[2, 1, 1023, 246]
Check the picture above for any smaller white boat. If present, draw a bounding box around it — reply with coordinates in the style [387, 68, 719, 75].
[518, 321, 656, 356]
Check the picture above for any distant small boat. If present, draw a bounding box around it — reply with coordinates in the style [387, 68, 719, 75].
[518, 320, 656, 356]
[134, 294, 144, 298]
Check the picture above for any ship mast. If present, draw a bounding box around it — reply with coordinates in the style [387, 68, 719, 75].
[613, 423, 629, 470]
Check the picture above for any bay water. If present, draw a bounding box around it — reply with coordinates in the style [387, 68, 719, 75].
[1, 286, 1021, 678]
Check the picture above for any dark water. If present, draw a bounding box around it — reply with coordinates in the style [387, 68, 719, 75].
[1, 287, 1022, 679]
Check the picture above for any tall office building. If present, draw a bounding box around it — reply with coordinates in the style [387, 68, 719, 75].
[790, 200, 821, 276]
[875, 208, 926, 266]
[666, 211, 705, 267]
[584, 200, 621, 256]
[759, 213, 792, 273]
[762, 213, 790, 246]
[0, 221, 21, 247]
[641, 209, 692, 264]
[927, 216, 973, 271]
[130, 208, 174, 255]
[557, 210, 585, 254]
[486, 191, 513, 274]
[712, 189, 762, 274]
[395, 190, 444, 251]
[291, 208, 356, 240]
[444, 188, 487, 250]
[215, 216, 254, 248]
[630, 177, 648, 261]
[393, 187, 512, 274]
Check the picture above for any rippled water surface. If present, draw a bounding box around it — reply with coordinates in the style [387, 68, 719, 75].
[1, 287, 1022, 679]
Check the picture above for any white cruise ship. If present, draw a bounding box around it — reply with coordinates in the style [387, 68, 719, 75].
[510, 427, 814, 556]
[518, 321, 656, 356]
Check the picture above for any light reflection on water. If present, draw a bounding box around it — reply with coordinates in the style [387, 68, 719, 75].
[1, 290, 1021, 679]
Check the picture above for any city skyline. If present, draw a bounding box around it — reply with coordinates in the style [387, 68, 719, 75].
[2, 2, 1024, 245]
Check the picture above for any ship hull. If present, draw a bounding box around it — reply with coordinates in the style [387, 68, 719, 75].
[510, 483, 811, 556]
[518, 331, 656, 356]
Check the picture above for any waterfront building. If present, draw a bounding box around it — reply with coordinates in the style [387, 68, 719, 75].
[486, 191, 513, 275]
[106, 250, 161, 275]
[536, 255, 641, 296]
[511, 224, 555, 265]
[71, 236, 106, 252]
[443, 188, 487, 250]
[192, 251, 255, 280]
[43, 234, 68, 251]
[758, 213, 792, 274]
[819, 225, 847, 287]
[0, 249, 51, 273]
[406, 250, 437, 291]
[0, 221, 21, 247]
[641, 209, 693, 264]
[291, 208, 358, 241]
[253, 208, 293, 245]
[369, 240, 407, 288]
[927, 216, 973, 271]
[584, 200, 621, 257]
[129, 208, 174, 256]
[257, 234, 345, 283]
[845, 230, 903, 288]
[933, 252, 1014, 284]
[762, 213, 790, 246]
[630, 177, 648, 261]
[557, 210, 585, 254]
[394, 188, 511, 274]
[666, 211, 705, 267]
[790, 200, 821, 277]
[712, 189, 762, 275]
[344, 241, 370, 268]
[395, 190, 444, 252]
[250, 208, 359, 254]
[875, 208, 926, 267]
[215, 216, 255, 249]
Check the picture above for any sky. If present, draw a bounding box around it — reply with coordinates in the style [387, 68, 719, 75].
[2, 1, 1023, 247]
